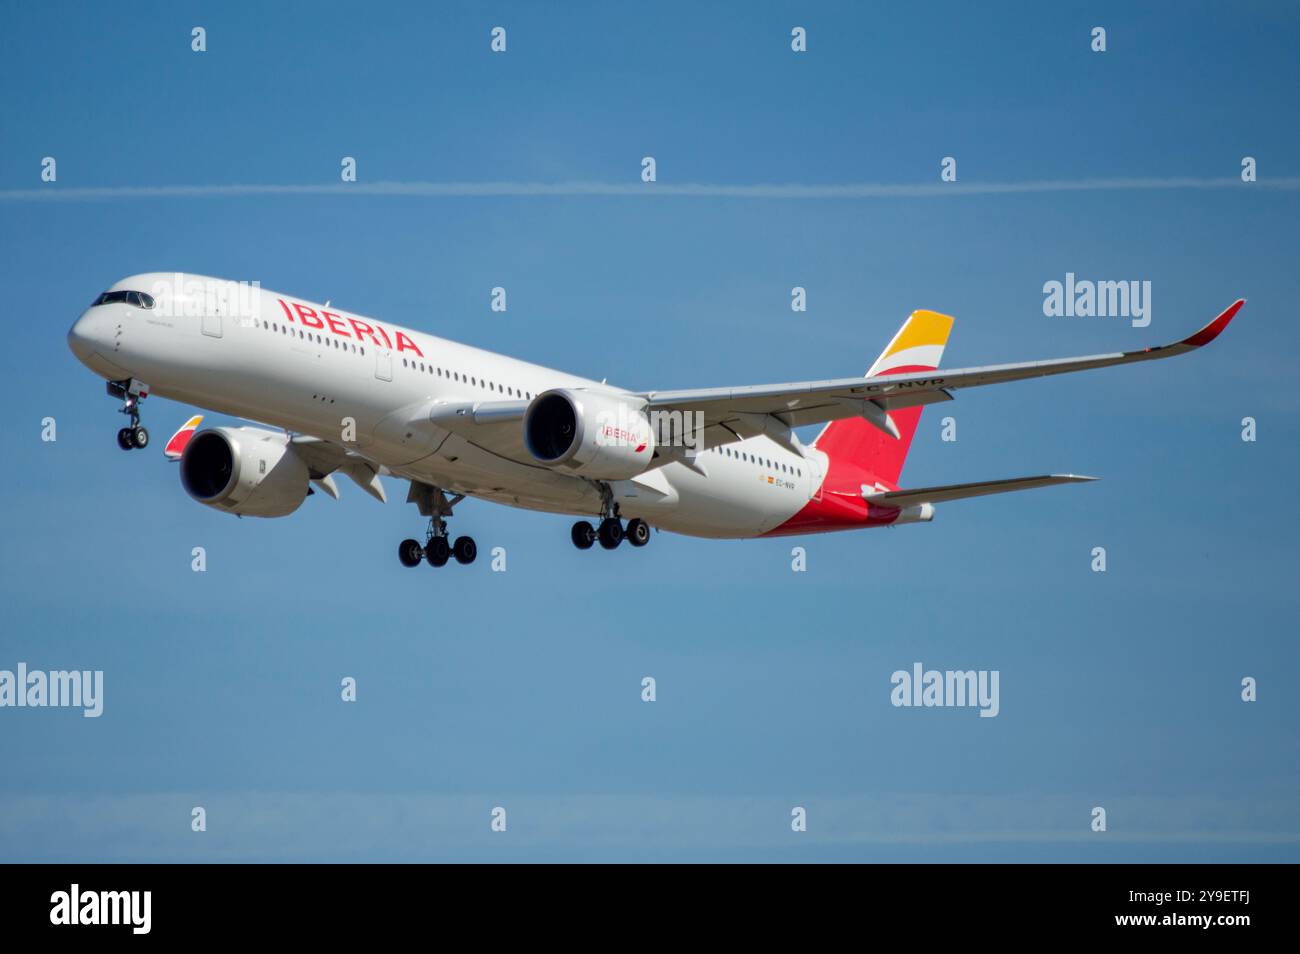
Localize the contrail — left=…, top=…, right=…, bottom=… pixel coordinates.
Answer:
left=1, top=176, right=1296, bottom=202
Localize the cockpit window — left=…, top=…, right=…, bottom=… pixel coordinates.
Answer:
left=92, top=290, right=155, bottom=309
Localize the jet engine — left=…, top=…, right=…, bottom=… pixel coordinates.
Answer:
left=522, top=389, right=656, bottom=480
left=179, top=426, right=310, bottom=517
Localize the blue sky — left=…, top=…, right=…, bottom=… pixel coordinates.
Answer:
left=0, top=1, right=1297, bottom=861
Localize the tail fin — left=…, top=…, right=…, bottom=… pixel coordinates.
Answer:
left=813, top=310, right=954, bottom=486
left=163, top=414, right=204, bottom=460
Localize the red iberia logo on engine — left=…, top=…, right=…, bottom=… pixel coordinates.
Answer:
left=599, top=423, right=648, bottom=452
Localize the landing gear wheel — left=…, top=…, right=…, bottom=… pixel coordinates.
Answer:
left=398, top=538, right=424, bottom=567
left=598, top=517, right=623, bottom=550
left=571, top=521, right=596, bottom=550
left=425, top=536, right=451, bottom=567
left=452, top=536, right=477, bottom=565
left=626, top=518, right=650, bottom=547
left=110, top=381, right=148, bottom=449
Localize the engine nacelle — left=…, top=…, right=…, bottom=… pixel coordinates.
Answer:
left=179, top=426, right=310, bottom=517
left=523, top=389, right=656, bottom=480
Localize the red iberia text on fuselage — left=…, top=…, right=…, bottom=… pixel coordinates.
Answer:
left=276, top=298, right=424, bottom=357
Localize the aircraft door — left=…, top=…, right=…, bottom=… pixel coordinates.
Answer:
left=202, top=284, right=225, bottom=338
left=375, top=349, right=392, bottom=381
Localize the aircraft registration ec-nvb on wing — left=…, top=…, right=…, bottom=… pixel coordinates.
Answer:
left=66, top=274, right=1245, bottom=568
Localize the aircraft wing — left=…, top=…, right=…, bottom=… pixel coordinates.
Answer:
left=427, top=399, right=533, bottom=462
left=863, top=474, right=1096, bottom=508
left=637, top=300, right=1245, bottom=443
left=411, top=300, right=1242, bottom=466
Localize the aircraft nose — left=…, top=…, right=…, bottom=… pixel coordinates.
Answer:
left=67, top=309, right=105, bottom=365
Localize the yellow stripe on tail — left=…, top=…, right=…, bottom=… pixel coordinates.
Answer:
left=868, top=310, right=954, bottom=376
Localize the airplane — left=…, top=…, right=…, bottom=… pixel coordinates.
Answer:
left=66, top=273, right=1244, bottom=568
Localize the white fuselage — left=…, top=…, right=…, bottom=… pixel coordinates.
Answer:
left=68, top=274, right=828, bottom=538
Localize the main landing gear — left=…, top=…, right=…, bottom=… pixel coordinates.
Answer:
left=571, top=486, right=650, bottom=551
left=397, top=521, right=477, bottom=569
left=108, top=379, right=149, bottom=450
left=399, top=483, right=477, bottom=570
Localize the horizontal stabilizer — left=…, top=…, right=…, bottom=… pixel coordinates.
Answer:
left=862, top=474, right=1097, bottom=508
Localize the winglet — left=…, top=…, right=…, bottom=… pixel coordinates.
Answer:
left=163, top=415, right=204, bottom=460
left=1180, top=299, right=1245, bottom=349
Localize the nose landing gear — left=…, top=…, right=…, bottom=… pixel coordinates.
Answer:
left=108, top=379, right=150, bottom=450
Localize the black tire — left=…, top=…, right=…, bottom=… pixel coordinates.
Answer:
left=425, top=536, right=450, bottom=567
left=130, top=426, right=149, bottom=449
left=117, top=428, right=134, bottom=450
left=598, top=517, right=623, bottom=550
left=626, top=518, right=650, bottom=547
left=398, top=538, right=424, bottom=567
left=571, top=521, right=596, bottom=550
left=452, top=536, right=477, bottom=565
